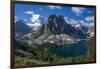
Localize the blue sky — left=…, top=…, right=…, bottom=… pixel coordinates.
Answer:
left=15, top=3, right=95, bottom=26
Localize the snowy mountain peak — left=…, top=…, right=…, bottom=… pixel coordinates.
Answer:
left=26, top=16, right=43, bottom=31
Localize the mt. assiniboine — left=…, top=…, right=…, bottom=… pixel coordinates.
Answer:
left=15, top=14, right=94, bottom=41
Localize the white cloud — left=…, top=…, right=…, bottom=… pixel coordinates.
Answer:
left=26, top=23, right=34, bottom=28
left=24, top=11, right=42, bottom=31
left=27, top=23, right=41, bottom=31
left=24, top=11, right=34, bottom=14
left=48, top=5, right=62, bottom=9
left=85, top=16, right=94, bottom=22
left=24, top=11, right=41, bottom=23
left=31, top=14, right=40, bottom=23
left=15, top=16, right=18, bottom=23
left=72, top=7, right=86, bottom=16
left=26, top=21, right=42, bottom=31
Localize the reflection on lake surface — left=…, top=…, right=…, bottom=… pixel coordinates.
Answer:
left=51, top=41, right=88, bottom=57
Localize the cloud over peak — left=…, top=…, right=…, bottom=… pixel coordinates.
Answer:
left=31, top=14, right=40, bottom=23
left=24, top=11, right=41, bottom=23
left=72, top=7, right=86, bottom=16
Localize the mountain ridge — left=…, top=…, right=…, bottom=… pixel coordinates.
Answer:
left=32, top=15, right=89, bottom=45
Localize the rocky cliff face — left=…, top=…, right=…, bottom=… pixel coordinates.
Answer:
left=35, top=15, right=88, bottom=38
